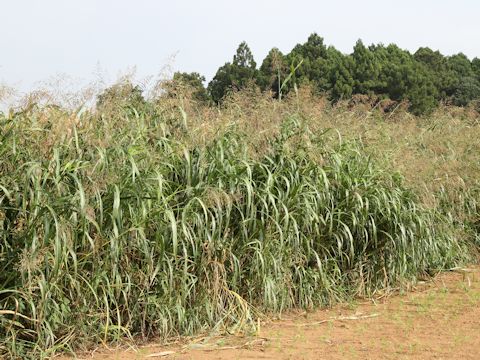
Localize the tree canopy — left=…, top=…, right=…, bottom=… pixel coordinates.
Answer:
left=203, top=34, right=480, bottom=115
left=207, top=42, right=259, bottom=103
left=92, top=34, right=480, bottom=115
left=169, top=72, right=209, bottom=103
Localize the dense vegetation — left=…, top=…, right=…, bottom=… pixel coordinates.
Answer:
left=1, top=84, right=479, bottom=358
left=173, top=34, right=480, bottom=115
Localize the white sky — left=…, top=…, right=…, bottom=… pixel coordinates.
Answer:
left=1, top=0, right=480, bottom=92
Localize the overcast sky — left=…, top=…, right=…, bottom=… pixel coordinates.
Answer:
left=1, top=0, right=480, bottom=92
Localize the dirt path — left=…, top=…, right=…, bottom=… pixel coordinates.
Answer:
left=66, top=267, right=480, bottom=360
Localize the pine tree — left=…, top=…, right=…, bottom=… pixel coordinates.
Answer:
left=352, top=40, right=382, bottom=95
left=208, top=42, right=258, bottom=103
left=258, top=47, right=288, bottom=97
left=170, top=72, right=209, bottom=102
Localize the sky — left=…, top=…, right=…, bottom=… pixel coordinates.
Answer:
left=1, top=0, right=480, bottom=93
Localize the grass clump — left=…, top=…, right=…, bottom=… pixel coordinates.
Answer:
left=0, top=90, right=477, bottom=358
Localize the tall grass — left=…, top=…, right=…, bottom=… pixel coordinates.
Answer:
left=0, top=88, right=478, bottom=358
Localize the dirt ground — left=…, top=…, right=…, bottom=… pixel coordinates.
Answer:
left=64, top=267, right=480, bottom=360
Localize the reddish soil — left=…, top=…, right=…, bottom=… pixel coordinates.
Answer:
left=61, top=267, right=480, bottom=360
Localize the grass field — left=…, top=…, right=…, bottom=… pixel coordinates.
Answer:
left=1, top=86, right=479, bottom=358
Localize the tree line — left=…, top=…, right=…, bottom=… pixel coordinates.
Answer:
left=101, top=34, right=480, bottom=115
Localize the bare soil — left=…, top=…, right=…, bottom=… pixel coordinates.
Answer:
left=62, top=267, right=480, bottom=360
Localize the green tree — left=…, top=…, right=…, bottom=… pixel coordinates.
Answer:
left=414, top=47, right=456, bottom=100
left=233, top=42, right=257, bottom=68
left=448, top=53, right=473, bottom=78
left=207, top=42, right=258, bottom=103
left=96, top=81, right=146, bottom=112
left=452, top=76, right=480, bottom=106
left=170, top=72, right=209, bottom=103
left=325, top=47, right=354, bottom=101
left=287, top=33, right=331, bottom=92
left=258, top=47, right=288, bottom=97
left=447, top=53, right=479, bottom=106
left=414, top=47, right=445, bottom=70
left=375, top=44, right=438, bottom=115
left=472, top=57, right=480, bottom=80
left=206, top=34, right=480, bottom=114
left=352, top=40, right=382, bottom=95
